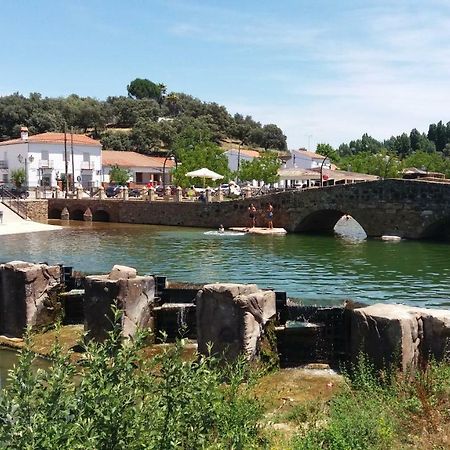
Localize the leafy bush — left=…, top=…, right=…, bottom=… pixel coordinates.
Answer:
left=0, top=312, right=266, bottom=449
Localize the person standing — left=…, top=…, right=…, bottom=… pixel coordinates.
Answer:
left=267, top=202, right=274, bottom=229
left=248, top=203, right=257, bottom=228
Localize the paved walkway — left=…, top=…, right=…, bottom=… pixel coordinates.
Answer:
left=0, top=203, right=61, bottom=236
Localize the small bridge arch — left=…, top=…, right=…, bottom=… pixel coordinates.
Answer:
left=92, top=209, right=110, bottom=222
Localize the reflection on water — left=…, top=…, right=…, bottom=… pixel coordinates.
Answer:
left=0, top=218, right=449, bottom=308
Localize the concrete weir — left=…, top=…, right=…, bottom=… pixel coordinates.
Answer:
left=0, top=260, right=449, bottom=371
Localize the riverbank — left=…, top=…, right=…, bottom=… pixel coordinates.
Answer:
left=0, top=203, right=61, bottom=235
left=1, top=323, right=449, bottom=449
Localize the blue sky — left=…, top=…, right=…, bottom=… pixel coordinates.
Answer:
left=1, top=0, right=450, bottom=149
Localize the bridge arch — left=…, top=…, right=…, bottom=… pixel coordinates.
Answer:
left=92, top=209, right=110, bottom=222
left=70, top=209, right=85, bottom=221
left=48, top=208, right=62, bottom=219
left=420, top=216, right=450, bottom=240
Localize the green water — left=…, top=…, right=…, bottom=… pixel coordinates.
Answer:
left=0, top=218, right=449, bottom=308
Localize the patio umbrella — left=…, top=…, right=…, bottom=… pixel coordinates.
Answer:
left=185, top=167, right=224, bottom=187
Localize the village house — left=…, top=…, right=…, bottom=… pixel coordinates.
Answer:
left=0, top=128, right=102, bottom=189
left=101, top=150, right=175, bottom=187
left=223, top=147, right=260, bottom=172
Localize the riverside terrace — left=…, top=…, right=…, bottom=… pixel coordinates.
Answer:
left=46, top=179, right=450, bottom=240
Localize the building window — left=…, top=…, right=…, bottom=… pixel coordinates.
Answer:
left=136, top=172, right=143, bottom=183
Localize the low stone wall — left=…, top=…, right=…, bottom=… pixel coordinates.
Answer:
left=26, top=200, right=49, bottom=223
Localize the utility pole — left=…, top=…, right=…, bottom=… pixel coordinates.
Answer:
left=71, top=127, right=75, bottom=191
left=64, top=123, right=69, bottom=198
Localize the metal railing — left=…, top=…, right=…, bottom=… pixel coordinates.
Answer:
left=0, top=188, right=28, bottom=219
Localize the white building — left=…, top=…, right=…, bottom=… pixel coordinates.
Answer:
left=224, top=147, right=260, bottom=172
left=284, top=148, right=331, bottom=170
left=102, top=151, right=175, bottom=186
left=0, top=128, right=102, bottom=189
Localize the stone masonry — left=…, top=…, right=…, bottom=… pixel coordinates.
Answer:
left=84, top=265, right=156, bottom=342
left=48, top=179, right=450, bottom=239
left=0, top=261, right=61, bottom=337
left=196, top=283, right=276, bottom=361
left=351, top=303, right=450, bottom=371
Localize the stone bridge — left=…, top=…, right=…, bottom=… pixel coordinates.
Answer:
left=48, top=179, right=450, bottom=239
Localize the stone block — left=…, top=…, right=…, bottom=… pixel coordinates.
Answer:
left=84, top=270, right=156, bottom=342
left=0, top=261, right=61, bottom=337
left=351, top=303, right=450, bottom=371
left=196, top=283, right=276, bottom=361
left=109, top=265, right=137, bottom=280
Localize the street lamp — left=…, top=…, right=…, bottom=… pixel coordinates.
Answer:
left=320, top=154, right=329, bottom=187
left=17, top=154, right=34, bottom=189
left=162, top=152, right=178, bottom=190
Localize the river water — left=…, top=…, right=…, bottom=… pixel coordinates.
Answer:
left=0, top=218, right=449, bottom=309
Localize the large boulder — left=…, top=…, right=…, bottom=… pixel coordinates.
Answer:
left=84, top=265, right=156, bottom=342
left=351, top=303, right=450, bottom=371
left=0, top=261, right=61, bottom=337
left=196, top=283, right=276, bottom=361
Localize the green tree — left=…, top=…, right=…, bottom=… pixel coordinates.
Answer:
left=127, top=78, right=162, bottom=101
left=260, top=124, right=287, bottom=151
left=109, top=164, right=130, bottom=185
left=238, top=151, right=280, bottom=184
left=173, top=141, right=230, bottom=187
left=10, top=168, right=26, bottom=187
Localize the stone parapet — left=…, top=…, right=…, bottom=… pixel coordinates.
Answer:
left=196, top=283, right=276, bottom=361
left=0, top=261, right=61, bottom=337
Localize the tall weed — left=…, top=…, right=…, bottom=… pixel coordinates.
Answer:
left=0, top=309, right=266, bottom=450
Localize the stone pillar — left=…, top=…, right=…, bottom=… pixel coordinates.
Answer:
left=54, top=186, right=61, bottom=198
left=84, top=265, right=156, bottom=342
left=0, top=261, right=61, bottom=337
left=35, top=187, right=41, bottom=199
left=243, top=186, right=252, bottom=198
left=61, top=207, right=70, bottom=220
left=175, top=186, right=183, bottom=202
left=76, top=186, right=83, bottom=199
left=205, top=187, right=213, bottom=204
left=196, top=283, right=276, bottom=361
left=83, top=207, right=93, bottom=222
left=99, top=186, right=105, bottom=199
left=122, top=186, right=129, bottom=201
left=148, top=187, right=156, bottom=201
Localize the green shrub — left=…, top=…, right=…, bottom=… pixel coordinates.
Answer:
left=0, top=310, right=266, bottom=450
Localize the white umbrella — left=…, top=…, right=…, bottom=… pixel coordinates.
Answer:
left=185, top=167, right=224, bottom=186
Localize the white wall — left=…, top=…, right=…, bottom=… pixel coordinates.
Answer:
left=284, top=150, right=331, bottom=170
left=225, top=149, right=255, bottom=172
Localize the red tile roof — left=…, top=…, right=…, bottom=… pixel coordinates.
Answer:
left=0, top=132, right=102, bottom=147
left=102, top=151, right=175, bottom=168
left=225, top=148, right=260, bottom=158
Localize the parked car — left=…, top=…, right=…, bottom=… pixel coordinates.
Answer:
left=105, top=185, right=121, bottom=198
left=106, top=185, right=142, bottom=198
left=219, top=183, right=241, bottom=196
left=0, top=183, right=29, bottom=199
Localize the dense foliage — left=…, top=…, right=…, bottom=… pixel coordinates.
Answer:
left=0, top=315, right=266, bottom=450
left=332, top=122, right=450, bottom=177
left=108, top=165, right=130, bottom=185
left=0, top=82, right=287, bottom=153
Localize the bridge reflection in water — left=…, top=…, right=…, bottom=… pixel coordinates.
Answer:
left=0, top=218, right=448, bottom=309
